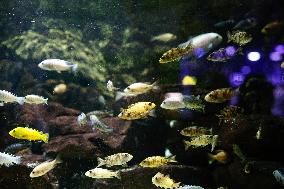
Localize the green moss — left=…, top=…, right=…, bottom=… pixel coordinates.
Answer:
left=2, top=29, right=107, bottom=82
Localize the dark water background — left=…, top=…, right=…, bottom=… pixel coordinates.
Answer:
left=1, top=0, right=284, bottom=189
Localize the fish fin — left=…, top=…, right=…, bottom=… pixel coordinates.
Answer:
left=174, top=182, right=181, bottom=188
left=237, top=47, right=244, bottom=55
left=167, top=155, right=177, bottom=163
left=97, top=157, right=105, bottom=167
left=148, top=109, right=156, bottom=118
left=71, top=64, right=78, bottom=72
left=183, top=140, right=190, bottom=151
left=16, top=97, right=25, bottom=105
left=42, top=133, right=49, bottom=143
left=208, top=153, right=215, bottom=164
left=178, top=41, right=191, bottom=49
left=227, top=31, right=232, bottom=42
left=14, top=156, right=21, bottom=164
left=151, top=80, right=160, bottom=90
left=209, top=128, right=213, bottom=135
left=0, top=102, right=4, bottom=106
left=56, top=71, right=61, bottom=73
left=115, top=91, right=128, bottom=101
left=55, top=154, right=63, bottom=164
left=115, top=171, right=121, bottom=179
left=211, top=135, right=218, bottom=152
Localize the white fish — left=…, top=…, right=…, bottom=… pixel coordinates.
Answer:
left=89, top=115, right=113, bottom=133
left=24, top=95, right=48, bottom=105
left=77, top=112, right=88, bottom=126
left=107, top=80, right=119, bottom=92
left=160, top=96, right=186, bottom=110
left=85, top=167, right=121, bottom=179
left=151, top=33, right=177, bottom=42
left=123, top=81, right=158, bottom=95
left=38, top=59, right=78, bottom=73
left=178, top=33, right=223, bottom=58
left=0, top=90, right=25, bottom=106
left=0, top=152, right=21, bottom=166
left=273, top=170, right=284, bottom=186
left=30, top=155, right=62, bottom=177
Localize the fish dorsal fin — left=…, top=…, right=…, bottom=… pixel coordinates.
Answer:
left=178, top=41, right=191, bottom=49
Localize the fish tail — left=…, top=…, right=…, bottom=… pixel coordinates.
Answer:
left=71, top=64, right=78, bottom=72
left=174, top=182, right=181, bottom=188
left=55, top=154, right=63, bottom=164
left=13, top=156, right=21, bottom=165
left=42, top=133, right=49, bottom=143
left=237, top=47, right=244, bottom=55
left=167, top=155, right=177, bottom=163
left=0, top=102, right=4, bottom=106
left=16, top=97, right=25, bottom=105
left=209, top=128, right=213, bottom=135
left=211, top=135, right=218, bottom=152
left=44, top=98, right=48, bottom=105
left=208, top=153, right=215, bottom=164
left=115, top=171, right=121, bottom=179
left=151, top=80, right=160, bottom=91
left=115, top=91, right=127, bottom=101
left=183, top=140, right=190, bottom=151
left=97, top=157, right=105, bottom=167
left=227, top=31, right=232, bottom=42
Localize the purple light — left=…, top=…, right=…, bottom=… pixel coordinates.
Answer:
left=194, top=48, right=205, bottom=58
left=225, top=46, right=237, bottom=56
left=269, top=52, right=282, bottom=61
left=247, top=52, right=261, bottom=61
left=241, top=66, right=251, bottom=75
left=230, top=72, right=245, bottom=87
left=275, top=44, right=284, bottom=54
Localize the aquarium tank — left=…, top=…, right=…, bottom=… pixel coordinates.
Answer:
left=1, top=0, right=284, bottom=188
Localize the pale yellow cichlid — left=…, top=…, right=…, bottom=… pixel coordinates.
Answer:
left=152, top=172, right=181, bottom=189
left=139, top=156, right=177, bottom=168
left=30, top=155, right=62, bottom=177
left=118, top=102, right=156, bottom=120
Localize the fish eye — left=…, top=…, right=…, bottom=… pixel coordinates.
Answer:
left=89, top=171, right=92, bottom=173
left=13, top=130, right=16, bottom=132
left=127, top=87, right=130, bottom=90
left=32, top=171, right=35, bottom=173
left=148, top=102, right=152, bottom=106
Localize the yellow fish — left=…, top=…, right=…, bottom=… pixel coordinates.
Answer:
left=97, top=153, right=133, bottom=167
left=180, top=126, right=212, bottom=137
left=159, top=45, right=194, bottom=63
left=204, top=88, right=236, bottom=103
left=182, top=75, right=197, bottom=86
left=139, top=156, right=177, bottom=168
left=208, top=150, right=229, bottom=164
left=30, top=155, right=62, bottom=177
left=152, top=172, right=181, bottom=189
left=9, top=127, right=49, bottom=143
left=118, top=102, right=156, bottom=120
left=184, top=135, right=218, bottom=152
left=123, top=81, right=158, bottom=95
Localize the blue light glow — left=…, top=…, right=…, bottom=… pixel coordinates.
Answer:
left=275, top=44, right=284, bottom=54
left=270, top=52, right=282, bottom=62
left=241, top=66, right=251, bottom=75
